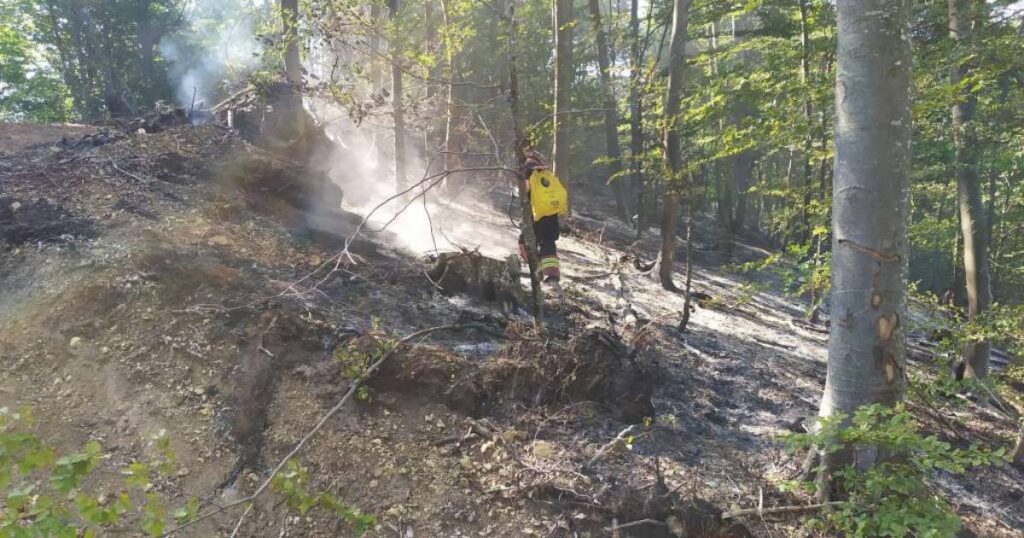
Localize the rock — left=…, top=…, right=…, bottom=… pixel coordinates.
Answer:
left=69, top=336, right=83, bottom=348
left=9, top=201, right=20, bottom=212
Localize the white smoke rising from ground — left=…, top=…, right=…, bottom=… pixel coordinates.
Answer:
left=308, top=97, right=516, bottom=259
left=160, top=0, right=264, bottom=109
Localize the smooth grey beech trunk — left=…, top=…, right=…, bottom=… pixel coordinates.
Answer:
left=657, top=0, right=692, bottom=291
left=552, top=0, right=573, bottom=212
left=949, top=0, right=992, bottom=379
left=818, top=0, right=912, bottom=475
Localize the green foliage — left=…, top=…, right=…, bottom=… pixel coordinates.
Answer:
left=0, top=3, right=71, bottom=121
left=271, top=460, right=376, bottom=535
left=334, top=327, right=400, bottom=402
left=0, top=407, right=375, bottom=537
left=784, top=404, right=1008, bottom=538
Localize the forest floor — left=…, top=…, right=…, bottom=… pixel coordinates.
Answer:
left=1, top=122, right=1023, bottom=538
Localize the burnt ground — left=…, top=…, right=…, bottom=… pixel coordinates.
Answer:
left=0, top=122, right=1022, bottom=537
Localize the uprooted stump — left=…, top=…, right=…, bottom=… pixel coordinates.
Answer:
left=482, top=328, right=655, bottom=424
left=427, top=251, right=528, bottom=311
left=355, top=327, right=653, bottom=423
left=367, top=343, right=483, bottom=414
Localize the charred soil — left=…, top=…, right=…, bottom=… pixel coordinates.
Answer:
left=0, top=122, right=1022, bottom=537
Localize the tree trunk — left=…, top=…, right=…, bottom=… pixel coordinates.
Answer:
left=389, top=0, right=406, bottom=190
left=588, top=0, right=629, bottom=220
left=630, top=0, right=645, bottom=234
left=135, top=0, right=157, bottom=108
left=507, top=0, right=544, bottom=328
left=731, top=150, right=756, bottom=233
left=817, top=0, right=912, bottom=494
left=440, top=0, right=455, bottom=186
left=798, top=0, right=814, bottom=245
left=657, top=0, right=692, bottom=291
left=282, top=0, right=301, bottom=88
left=552, top=0, right=573, bottom=213
left=278, top=0, right=305, bottom=143
left=678, top=172, right=696, bottom=332
left=949, top=0, right=992, bottom=379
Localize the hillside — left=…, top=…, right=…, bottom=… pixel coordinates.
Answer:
left=1, top=121, right=1022, bottom=537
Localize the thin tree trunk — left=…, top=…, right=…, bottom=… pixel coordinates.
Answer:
left=949, top=0, right=992, bottom=379
left=441, top=0, right=454, bottom=179
left=588, top=0, right=629, bottom=220
left=798, top=0, right=814, bottom=245
left=678, top=172, right=696, bottom=332
left=389, top=0, right=406, bottom=190
left=658, top=0, right=692, bottom=291
left=507, top=0, right=544, bottom=328
left=816, top=0, right=912, bottom=497
left=629, top=0, right=644, bottom=233
left=553, top=0, right=574, bottom=213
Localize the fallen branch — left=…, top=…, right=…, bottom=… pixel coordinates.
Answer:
left=604, top=518, right=667, bottom=532
left=161, top=325, right=462, bottom=537
left=586, top=425, right=635, bottom=469
left=722, top=501, right=841, bottom=520
left=227, top=502, right=254, bottom=538
left=109, top=158, right=150, bottom=184
left=753, top=336, right=796, bottom=350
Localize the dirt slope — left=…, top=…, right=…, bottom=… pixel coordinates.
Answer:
left=0, top=122, right=1022, bottom=537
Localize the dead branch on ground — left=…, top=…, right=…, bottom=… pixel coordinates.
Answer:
left=586, top=425, right=635, bottom=469
left=722, top=501, right=841, bottom=520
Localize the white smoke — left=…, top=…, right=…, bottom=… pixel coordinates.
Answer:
left=159, top=0, right=264, bottom=110
left=308, top=97, right=516, bottom=259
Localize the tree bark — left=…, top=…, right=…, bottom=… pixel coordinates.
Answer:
left=657, top=0, right=692, bottom=291
left=282, top=0, right=301, bottom=88
left=949, top=0, right=992, bottom=379
left=507, top=0, right=544, bottom=328
left=441, top=0, right=454, bottom=178
left=817, top=0, right=912, bottom=490
left=588, top=0, right=629, bottom=220
left=389, top=0, right=407, bottom=190
left=552, top=0, right=573, bottom=212
left=798, top=0, right=814, bottom=245
left=629, top=0, right=645, bottom=233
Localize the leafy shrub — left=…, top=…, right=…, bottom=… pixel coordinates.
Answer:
left=0, top=406, right=374, bottom=536
left=784, top=404, right=1008, bottom=538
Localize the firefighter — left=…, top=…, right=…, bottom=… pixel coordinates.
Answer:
left=517, top=149, right=567, bottom=284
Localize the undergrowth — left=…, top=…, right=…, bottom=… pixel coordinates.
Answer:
left=0, top=406, right=375, bottom=537
left=783, top=404, right=1008, bottom=538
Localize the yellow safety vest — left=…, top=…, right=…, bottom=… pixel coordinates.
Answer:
left=528, top=170, right=568, bottom=221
